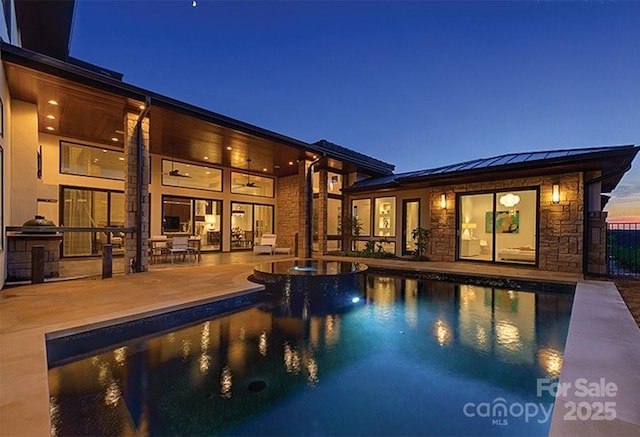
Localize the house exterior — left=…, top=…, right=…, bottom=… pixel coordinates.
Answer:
left=0, top=0, right=637, bottom=288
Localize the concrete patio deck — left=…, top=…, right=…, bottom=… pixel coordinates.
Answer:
left=1, top=253, right=638, bottom=436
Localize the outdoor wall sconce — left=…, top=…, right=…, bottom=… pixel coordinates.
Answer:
left=440, top=193, right=447, bottom=209
left=552, top=183, right=560, bottom=204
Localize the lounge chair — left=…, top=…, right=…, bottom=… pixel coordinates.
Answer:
left=253, top=234, right=277, bottom=255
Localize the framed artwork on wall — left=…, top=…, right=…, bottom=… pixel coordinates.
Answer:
left=486, top=211, right=519, bottom=233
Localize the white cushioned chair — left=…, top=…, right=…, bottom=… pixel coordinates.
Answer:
left=253, top=233, right=277, bottom=255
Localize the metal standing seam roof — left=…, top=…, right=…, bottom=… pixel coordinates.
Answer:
left=349, top=145, right=639, bottom=190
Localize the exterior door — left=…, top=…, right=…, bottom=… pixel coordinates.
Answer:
left=402, top=199, right=420, bottom=255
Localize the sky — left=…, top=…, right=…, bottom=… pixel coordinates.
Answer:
left=71, top=1, right=640, bottom=221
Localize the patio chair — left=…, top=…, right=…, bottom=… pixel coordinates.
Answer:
left=169, top=236, right=189, bottom=263
left=253, top=233, right=277, bottom=255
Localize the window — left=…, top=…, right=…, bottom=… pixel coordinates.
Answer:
left=374, top=197, right=396, bottom=237
left=60, top=141, right=124, bottom=180
left=61, top=187, right=124, bottom=256
left=161, top=159, right=222, bottom=191
left=352, top=198, right=371, bottom=237
left=231, top=171, right=274, bottom=197
left=231, top=203, right=274, bottom=250
left=162, top=196, right=192, bottom=234
left=459, top=189, right=537, bottom=264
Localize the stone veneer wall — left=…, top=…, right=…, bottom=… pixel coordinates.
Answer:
left=429, top=172, right=585, bottom=273
left=276, top=174, right=302, bottom=254
left=587, top=211, right=607, bottom=275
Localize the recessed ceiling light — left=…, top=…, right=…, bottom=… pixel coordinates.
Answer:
left=118, top=157, right=125, bottom=161
left=313, top=155, right=317, bottom=159
left=46, top=114, right=56, bottom=120
left=226, top=146, right=232, bottom=151
left=46, top=126, right=55, bottom=131
left=288, top=161, right=294, bottom=165
left=111, top=137, right=118, bottom=142
left=47, top=100, right=58, bottom=105
left=263, top=168, right=268, bottom=172
left=102, top=149, right=108, bottom=152
left=274, top=165, right=280, bottom=169
left=115, top=129, right=124, bottom=134
left=206, top=171, right=210, bottom=175
left=139, top=104, right=145, bottom=110
left=203, top=156, right=209, bottom=160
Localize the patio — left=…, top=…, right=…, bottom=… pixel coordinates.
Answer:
left=0, top=254, right=638, bottom=436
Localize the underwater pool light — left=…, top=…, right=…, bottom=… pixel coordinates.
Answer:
left=351, top=297, right=360, bottom=303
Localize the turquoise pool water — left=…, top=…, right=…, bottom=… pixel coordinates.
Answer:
left=48, top=274, right=573, bottom=436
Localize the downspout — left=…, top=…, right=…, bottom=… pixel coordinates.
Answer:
left=135, top=97, right=151, bottom=272
left=305, top=155, right=325, bottom=259
left=582, top=163, right=632, bottom=275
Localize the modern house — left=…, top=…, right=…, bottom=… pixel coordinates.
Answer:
left=0, top=1, right=637, bottom=288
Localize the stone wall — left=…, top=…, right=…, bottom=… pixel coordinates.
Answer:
left=429, top=172, right=585, bottom=273
left=7, top=234, right=62, bottom=281
left=276, top=174, right=301, bottom=254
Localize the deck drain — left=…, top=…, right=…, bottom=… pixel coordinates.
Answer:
left=248, top=380, right=267, bottom=393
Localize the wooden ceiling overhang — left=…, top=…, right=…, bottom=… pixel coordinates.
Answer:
left=1, top=43, right=392, bottom=179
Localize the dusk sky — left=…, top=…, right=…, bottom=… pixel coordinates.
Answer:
left=71, top=1, right=639, bottom=221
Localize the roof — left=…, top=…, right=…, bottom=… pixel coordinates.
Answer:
left=1, top=42, right=394, bottom=177
left=349, top=145, right=640, bottom=193
left=14, top=0, right=76, bottom=60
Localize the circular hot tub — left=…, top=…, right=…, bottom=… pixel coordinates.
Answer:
left=253, top=259, right=367, bottom=316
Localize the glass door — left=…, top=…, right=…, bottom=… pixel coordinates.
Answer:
left=402, top=199, right=420, bottom=255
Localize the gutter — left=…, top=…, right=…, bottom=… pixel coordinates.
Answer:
left=134, top=97, right=151, bottom=272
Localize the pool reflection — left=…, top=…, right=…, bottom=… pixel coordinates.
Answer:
left=48, top=275, right=573, bottom=436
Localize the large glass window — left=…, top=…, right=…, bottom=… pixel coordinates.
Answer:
left=60, top=141, right=124, bottom=180
left=161, top=159, right=222, bottom=191
left=403, top=200, right=420, bottom=255
left=352, top=198, right=371, bottom=237
left=162, top=196, right=192, bottom=235
left=312, top=171, right=343, bottom=195
left=374, top=197, right=396, bottom=237
left=61, top=187, right=124, bottom=256
left=162, top=196, right=222, bottom=251
left=230, top=172, right=274, bottom=197
left=231, top=202, right=274, bottom=250
left=194, top=199, right=223, bottom=251
left=459, top=189, right=537, bottom=264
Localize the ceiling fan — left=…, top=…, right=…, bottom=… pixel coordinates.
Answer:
left=164, top=159, right=192, bottom=178
left=234, top=158, right=259, bottom=188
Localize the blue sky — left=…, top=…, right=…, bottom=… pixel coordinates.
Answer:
left=71, top=1, right=639, bottom=220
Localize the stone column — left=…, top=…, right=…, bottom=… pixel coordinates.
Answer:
left=124, top=112, right=150, bottom=273
left=318, top=168, right=328, bottom=254
left=587, top=211, right=608, bottom=275
left=298, top=160, right=310, bottom=258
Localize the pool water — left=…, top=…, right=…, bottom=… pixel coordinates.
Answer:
left=48, top=274, right=573, bottom=436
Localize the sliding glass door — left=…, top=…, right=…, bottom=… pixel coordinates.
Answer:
left=458, top=189, right=538, bottom=264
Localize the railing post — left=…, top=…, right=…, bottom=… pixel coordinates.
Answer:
left=31, top=245, right=45, bottom=284
left=102, top=244, right=113, bottom=279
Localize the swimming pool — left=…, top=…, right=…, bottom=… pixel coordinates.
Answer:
left=47, top=274, right=573, bottom=436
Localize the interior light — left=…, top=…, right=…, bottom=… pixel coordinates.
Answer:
left=440, top=193, right=447, bottom=209
left=47, top=100, right=58, bottom=105
left=226, top=146, right=232, bottom=151
left=46, top=114, right=56, bottom=120
left=203, top=156, right=209, bottom=160
left=118, top=157, right=125, bottom=161
left=111, top=137, right=118, bottom=142
left=552, top=184, right=560, bottom=204
left=288, top=161, right=294, bottom=165
left=499, top=193, right=520, bottom=208
left=263, top=168, right=268, bottom=172
left=46, top=126, right=55, bottom=131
